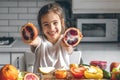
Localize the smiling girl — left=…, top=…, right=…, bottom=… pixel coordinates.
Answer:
left=21, top=3, right=81, bottom=73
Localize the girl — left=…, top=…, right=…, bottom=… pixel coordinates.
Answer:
left=22, top=3, right=82, bottom=73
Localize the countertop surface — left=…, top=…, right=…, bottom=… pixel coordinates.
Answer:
left=0, top=39, right=120, bottom=52
left=0, top=39, right=30, bottom=53
left=77, top=42, right=120, bottom=51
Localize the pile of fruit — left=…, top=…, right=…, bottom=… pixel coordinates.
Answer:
left=1, top=62, right=120, bottom=80
left=0, top=64, right=40, bottom=80
left=38, top=63, right=109, bottom=79
left=38, top=61, right=120, bottom=80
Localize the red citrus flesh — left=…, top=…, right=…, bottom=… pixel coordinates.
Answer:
left=21, top=22, right=38, bottom=43
left=23, top=73, right=39, bottom=80
left=63, top=27, right=82, bottom=47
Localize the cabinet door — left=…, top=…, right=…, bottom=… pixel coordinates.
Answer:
left=72, top=0, right=120, bottom=13
left=0, top=53, right=10, bottom=69
left=11, top=53, right=25, bottom=71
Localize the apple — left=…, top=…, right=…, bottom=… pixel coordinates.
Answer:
left=110, top=62, right=120, bottom=72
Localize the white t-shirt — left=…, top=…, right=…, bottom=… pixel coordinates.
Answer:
left=31, top=35, right=71, bottom=73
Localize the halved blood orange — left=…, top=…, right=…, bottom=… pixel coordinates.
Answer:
left=20, top=22, right=38, bottom=44
left=63, top=27, right=83, bottom=47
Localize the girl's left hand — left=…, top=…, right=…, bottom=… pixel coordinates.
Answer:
left=61, top=39, right=73, bottom=53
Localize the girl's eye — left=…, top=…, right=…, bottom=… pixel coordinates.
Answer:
left=53, top=22, right=58, bottom=25
left=43, top=23, right=49, bottom=27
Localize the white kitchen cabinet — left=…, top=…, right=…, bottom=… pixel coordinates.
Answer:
left=0, top=40, right=31, bottom=70
left=72, top=0, right=120, bottom=13
left=0, top=53, right=10, bottom=64
left=0, top=53, right=25, bottom=70
left=11, top=53, right=25, bottom=71
left=0, top=53, right=10, bottom=69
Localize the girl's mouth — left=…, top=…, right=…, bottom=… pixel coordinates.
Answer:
left=48, top=31, right=57, bottom=36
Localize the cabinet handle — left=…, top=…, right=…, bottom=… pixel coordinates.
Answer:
left=17, top=57, right=19, bottom=69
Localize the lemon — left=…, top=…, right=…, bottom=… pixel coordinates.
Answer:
left=17, top=71, right=25, bottom=80
left=38, top=67, right=55, bottom=74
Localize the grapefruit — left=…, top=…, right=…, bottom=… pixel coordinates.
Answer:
left=21, top=22, right=38, bottom=44
left=63, top=27, right=83, bottom=47
left=23, top=72, right=39, bottom=80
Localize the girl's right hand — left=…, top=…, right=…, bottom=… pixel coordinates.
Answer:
left=29, top=36, right=40, bottom=47
left=30, top=36, right=41, bottom=53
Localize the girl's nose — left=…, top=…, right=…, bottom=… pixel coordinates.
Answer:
left=49, top=24, right=55, bottom=30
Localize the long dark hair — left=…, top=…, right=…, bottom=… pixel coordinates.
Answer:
left=37, top=3, right=65, bottom=35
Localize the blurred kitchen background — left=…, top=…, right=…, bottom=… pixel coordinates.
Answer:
left=0, top=0, right=120, bottom=72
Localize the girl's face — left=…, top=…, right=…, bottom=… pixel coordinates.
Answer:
left=41, top=11, right=62, bottom=44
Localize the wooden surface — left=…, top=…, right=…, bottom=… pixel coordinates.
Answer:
left=38, top=72, right=110, bottom=80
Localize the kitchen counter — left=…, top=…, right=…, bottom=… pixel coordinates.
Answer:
left=0, top=39, right=31, bottom=53
left=77, top=42, right=120, bottom=71
left=77, top=42, right=120, bottom=51
left=1, top=40, right=120, bottom=52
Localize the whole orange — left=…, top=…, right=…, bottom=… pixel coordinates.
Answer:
left=0, top=64, right=18, bottom=80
